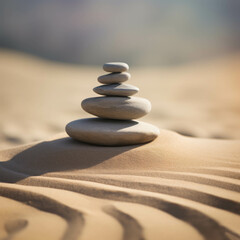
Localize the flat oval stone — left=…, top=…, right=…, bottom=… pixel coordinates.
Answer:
left=66, top=118, right=159, bottom=146
left=93, top=83, right=139, bottom=96
left=103, top=62, right=129, bottom=72
left=98, top=72, right=130, bottom=84
left=81, top=96, right=151, bottom=120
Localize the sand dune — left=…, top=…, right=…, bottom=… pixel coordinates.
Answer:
left=0, top=50, right=240, bottom=239
left=0, top=130, right=240, bottom=240
left=1, top=49, right=240, bottom=149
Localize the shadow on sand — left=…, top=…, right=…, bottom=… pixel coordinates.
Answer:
left=0, top=137, right=142, bottom=183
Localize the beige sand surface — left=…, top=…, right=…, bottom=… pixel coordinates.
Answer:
left=0, top=49, right=240, bottom=149
left=0, top=131, right=240, bottom=240
left=0, top=50, right=240, bottom=240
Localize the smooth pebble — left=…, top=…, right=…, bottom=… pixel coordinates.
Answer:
left=103, top=62, right=129, bottom=72
left=66, top=118, right=159, bottom=146
left=81, top=96, right=151, bottom=120
left=98, top=72, right=130, bottom=84
left=93, top=83, right=139, bottom=96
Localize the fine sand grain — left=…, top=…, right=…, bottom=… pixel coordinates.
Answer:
left=0, top=49, right=240, bottom=149
left=0, top=50, right=240, bottom=239
left=0, top=131, right=240, bottom=240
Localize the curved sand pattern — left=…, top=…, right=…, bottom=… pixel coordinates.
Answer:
left=0, top=130, right=240, bottom=240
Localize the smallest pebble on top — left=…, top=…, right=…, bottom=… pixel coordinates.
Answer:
left=103, top=62, right=129, bottom=72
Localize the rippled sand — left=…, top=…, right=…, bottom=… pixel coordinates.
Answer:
left=0, top=50, right=240, bottom=239
left=0, top=131, right=240, bottom=240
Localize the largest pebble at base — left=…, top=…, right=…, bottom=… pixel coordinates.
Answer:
left=66, top=118, right=160, bottom=146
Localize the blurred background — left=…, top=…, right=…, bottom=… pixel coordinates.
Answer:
left=1, top=0, right=240, bottom=66
left=0, top=0, right=240, bottom=149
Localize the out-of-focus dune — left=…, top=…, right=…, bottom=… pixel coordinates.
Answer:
left=0, top=49, right=240, bottom=149
left=0, top=49, right=240, bottom=240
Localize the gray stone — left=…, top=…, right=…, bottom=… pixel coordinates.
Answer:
left=98, top=72, right=130, bottom=84
left=93, top=83, right=139, bottom=96
left=103, top=62, right=129, bottom=72
left=81, top=96, right=151, bottom=120
left=66, top=118, right=159, bottom=146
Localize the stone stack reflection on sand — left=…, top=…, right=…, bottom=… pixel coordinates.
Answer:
left=66, top=62, right=159, bottom=146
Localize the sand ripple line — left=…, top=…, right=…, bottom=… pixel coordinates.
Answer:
left=0, top=185, right=84, bottom=240
left=44, top=174, right=240, bottom=214
left=2, top=162, right=240, bottom=193
left=1, top=165, right=240, bottom=239
left=225, top=231, right=240, bottom=240
left=179, top=168, right=240, bottom=180
left=137, top=172, right=240, bottom=192
left=103, top=205, right=145, bottom=240
left=137, top=168, right=240, bottom=180
left=2, top=219, right=28, bottom=240
left=49, top=171, right=240, bottom=193
left=17, top=176, right=233, bottom=240
left=125, top=168, right=240, bottom=180
left=0, top=165, right=28, bottom=183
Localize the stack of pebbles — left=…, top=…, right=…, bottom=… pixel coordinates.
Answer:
left=66, top=62, right=159, bottom=146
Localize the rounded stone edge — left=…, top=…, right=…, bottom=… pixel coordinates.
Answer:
left=65, top=119, right=159, bottom=146
left=97, top=72, right=131, bottom=84
left=93, top=84, right=139, bottom=97
left=103, top=62, right=129, bottom=73
left=81, top=96, right=152, bottom=120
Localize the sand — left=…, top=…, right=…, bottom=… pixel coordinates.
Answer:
left=1, top=49, right=240, bottom=149
left=0, top=132, right=240, bottom=240
left=0, top=49, right=240, bottom=239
